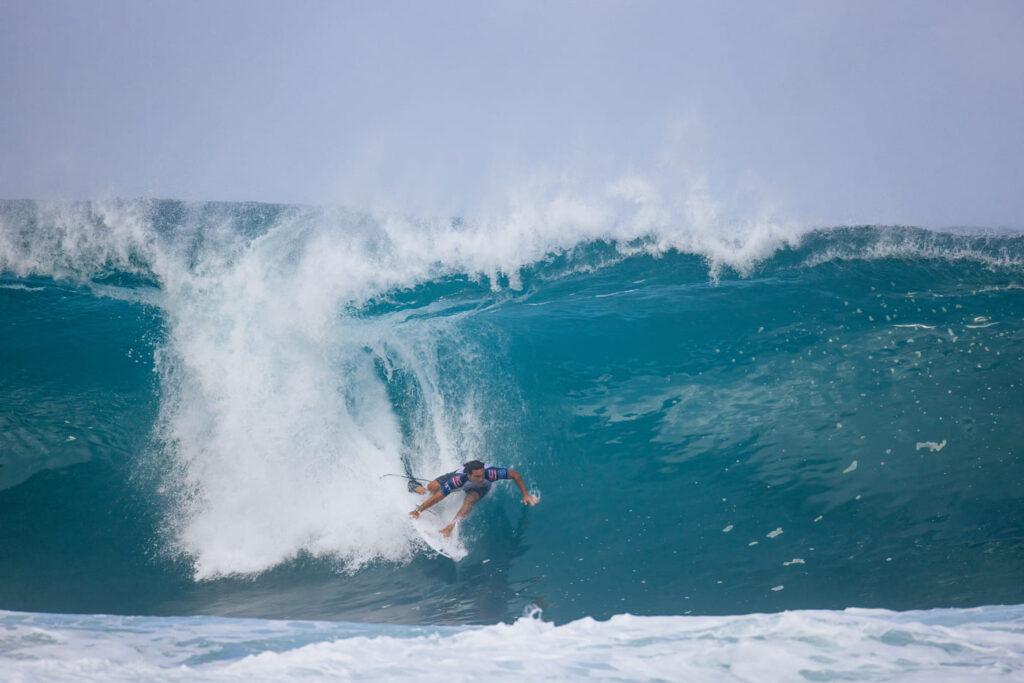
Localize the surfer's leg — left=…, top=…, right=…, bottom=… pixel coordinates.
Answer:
left=422, top=472, right=452, bottom=496
left=412, top=475, right=445, bottom=496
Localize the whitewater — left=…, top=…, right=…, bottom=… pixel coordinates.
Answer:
left=1, top=197, right=1023, bottom=679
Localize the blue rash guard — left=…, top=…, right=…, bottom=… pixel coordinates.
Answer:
left=438, top=464, right=510, bottom=499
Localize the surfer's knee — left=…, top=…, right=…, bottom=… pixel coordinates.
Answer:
left=427, top=480, right=440, bottom=493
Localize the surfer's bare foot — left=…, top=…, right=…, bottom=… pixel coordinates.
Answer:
left=439, top=524, right=454, bottom=538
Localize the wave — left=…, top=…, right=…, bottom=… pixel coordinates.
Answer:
left=1, top=198, right=1023, bottom=625
left=2, top=605, right=1022, bottom=681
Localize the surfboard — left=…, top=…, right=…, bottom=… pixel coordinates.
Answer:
left=410, top=508, right=468, bottom=561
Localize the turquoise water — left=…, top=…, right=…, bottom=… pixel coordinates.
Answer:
left=1, top=200, right=1023, bottom=628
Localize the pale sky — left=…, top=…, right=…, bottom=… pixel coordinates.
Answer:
left=2, top=1, right=1023, bottom=229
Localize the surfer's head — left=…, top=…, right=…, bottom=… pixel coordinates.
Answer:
left=463, top=460, right=486, bottom=483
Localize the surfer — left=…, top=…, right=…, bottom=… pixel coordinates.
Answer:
left=408, top=460, right=539, bottom=537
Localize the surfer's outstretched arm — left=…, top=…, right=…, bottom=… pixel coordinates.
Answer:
left=439, top=491, right=480, bottom=537
left=509, top=470, right=539, bottom=506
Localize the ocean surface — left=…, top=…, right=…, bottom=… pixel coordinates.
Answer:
left=1, top=198, right=1023, bottom=679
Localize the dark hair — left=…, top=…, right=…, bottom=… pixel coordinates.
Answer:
left=462, top=460, right=485, bottom=474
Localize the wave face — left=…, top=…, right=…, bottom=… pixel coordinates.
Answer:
left=1, top=199, right=1023, bottom=625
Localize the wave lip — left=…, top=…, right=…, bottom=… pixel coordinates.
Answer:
left=3, top=199, right=1023, bottom=296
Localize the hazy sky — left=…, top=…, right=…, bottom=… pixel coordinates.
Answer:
left=3, top=1, right=1023, bottom=228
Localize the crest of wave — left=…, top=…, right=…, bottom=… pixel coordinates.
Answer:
left=0, top=178, right=803, bottom=578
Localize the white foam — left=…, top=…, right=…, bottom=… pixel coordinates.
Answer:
left=0, top=282, right=45, bottom=291
left=3, top=605, right=1022, bottom=682
left=916, top=440, right=947, bottom=452
left=799, top=228, right=1024, bottom=271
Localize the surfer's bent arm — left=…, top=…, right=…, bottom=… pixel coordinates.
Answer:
left=509, top=469, right=539, bottom=506
left=411, top=472, right=467, bottom=518
left=410, top=490, right=444, bottom=517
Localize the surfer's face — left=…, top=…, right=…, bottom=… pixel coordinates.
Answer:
left=467, top=468, right=485, bottom=484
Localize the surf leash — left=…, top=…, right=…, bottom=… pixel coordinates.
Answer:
left=380, top=473, right=426, bottom=483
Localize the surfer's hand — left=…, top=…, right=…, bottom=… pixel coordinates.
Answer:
left=409, top=509, right=421, bottom=518
left=523, top=493, right=539, bottom=506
